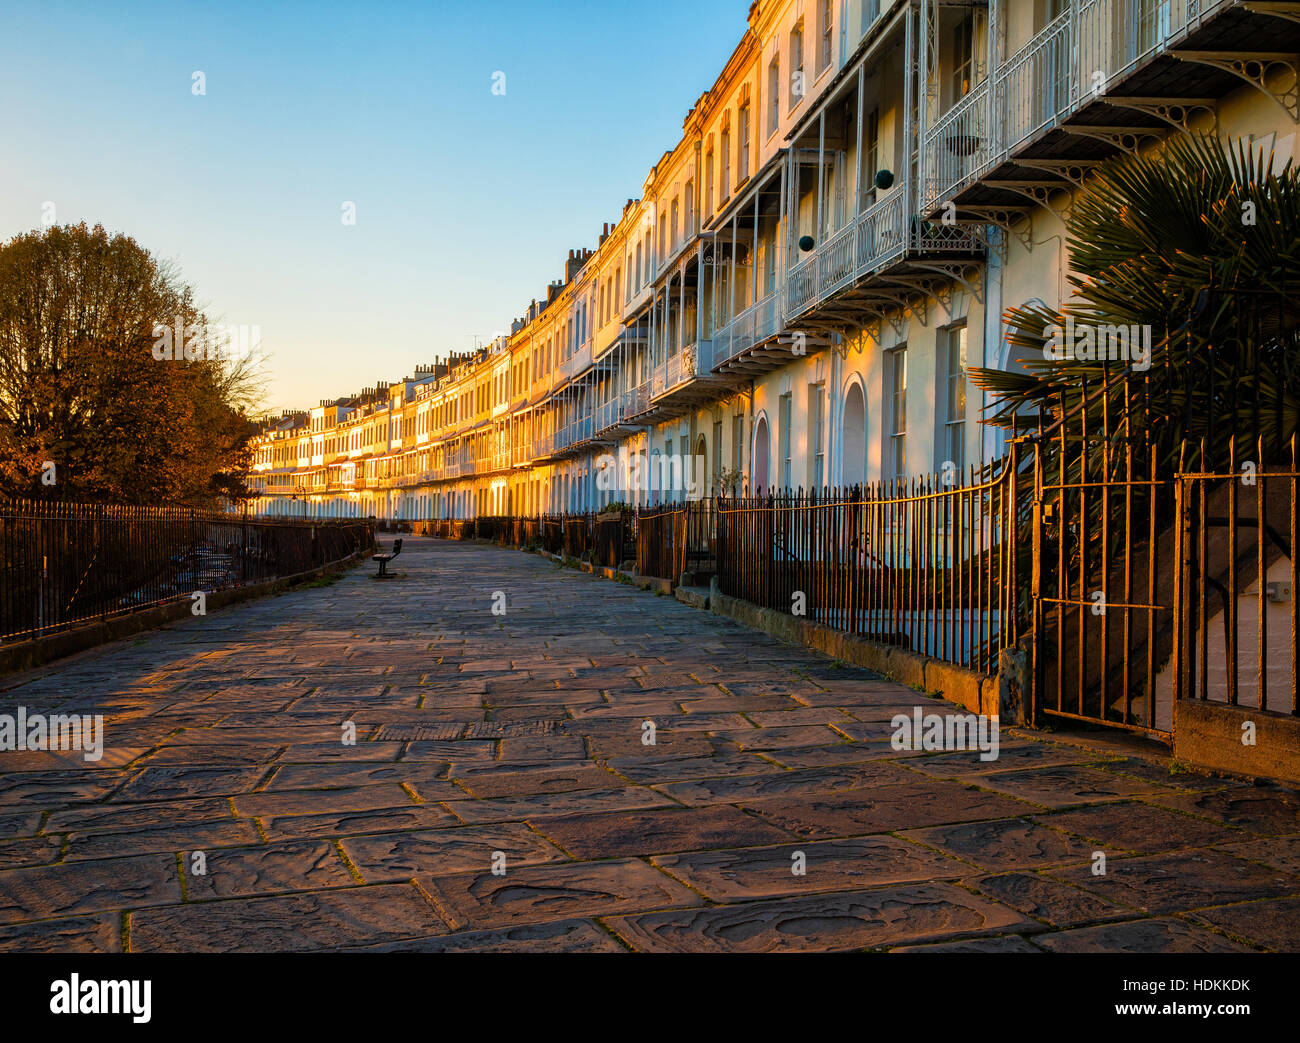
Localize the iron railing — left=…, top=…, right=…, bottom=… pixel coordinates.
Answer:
left=651, top=342, right=711, bottom=400
left=785, top=192, right=972, bottom=321
left=1, top=501, right=374, bottom=644
left=635, top=503, right=690, bottom=582
left=923, top=84, right=991, bottom=210
left=995, top=10, right=1072, bottom=160
left=594, top=393, right=631, bottom=433
left=632, top=501, right=713, bottom=581
left=1027, top=371, right=1175, bottom=736
left=429, top=504, right=695, bottom=580
left=713, top=290, right=784, bottom=367
left=593, top=510, right=635, bottom=568
left=924, top=0, right=1233, bottom=207
left=1174, top=440, right=1300, bottom=720
left=716, top=465, right=1021, bottom=676
left=424, top=476, right=1018, bottom=675
left=626, top=381, right=652, bottom=419
left=1022, top=287, right=1300, bottom=738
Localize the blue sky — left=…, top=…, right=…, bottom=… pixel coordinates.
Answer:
left=0, top=0, right=743, bottom=411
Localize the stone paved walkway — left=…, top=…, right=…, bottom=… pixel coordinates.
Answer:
left=1, top=536, right=1298, bottom=952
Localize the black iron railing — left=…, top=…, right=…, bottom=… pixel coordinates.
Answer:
left=1, top=501, right=374, bottom=644
left=593, top=511, right=634, bottom=569
left=1174, top=437, right=1300, bottom=721
left=423, top=479, right=1020, bottom=678
left=635, top=504, right=688, bottom=582
left=1024, top=287, right=1300, bottom=737
left=716, top=466, right=1020, bottom=675
left=634, top=500, right=714, bottom=582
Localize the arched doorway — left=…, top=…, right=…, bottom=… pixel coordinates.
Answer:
left=695, top=435, right=707, bottom=499
left=842, top=382, right=866, bottom=488
left=752, top=415, right=770, bottom=494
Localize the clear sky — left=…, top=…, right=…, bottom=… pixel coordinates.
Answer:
left=0, top=0, right=744, bottom=413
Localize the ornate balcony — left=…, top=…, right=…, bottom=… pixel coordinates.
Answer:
left=642, top=339, right=733, bottom=417
left=924, top=0, right=1300, bottom=228
left=779, top=184, right=981, bottom=339
left=593, top=392, right=631, bottom=436
left=711, top=291, right=788, bottom=375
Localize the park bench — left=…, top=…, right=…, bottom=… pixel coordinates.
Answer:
left=373, top=538, right=402, bottom=578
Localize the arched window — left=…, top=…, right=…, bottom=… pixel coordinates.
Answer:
left=842, top=381, right=866, bottom=487
left=752, top=414, right=771, bottom=494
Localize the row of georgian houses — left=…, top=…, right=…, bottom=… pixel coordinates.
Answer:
left=246, top=0, right=1299, bottom=523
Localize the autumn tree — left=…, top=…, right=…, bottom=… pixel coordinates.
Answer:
left=0, top=222, right=262, bottom=505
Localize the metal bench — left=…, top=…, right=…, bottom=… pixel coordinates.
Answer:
left=373, top=538, right=402, bottom=577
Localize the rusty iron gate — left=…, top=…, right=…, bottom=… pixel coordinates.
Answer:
left=1026, top=288, right=1300, bottom=740
left=1027, top=372, right=1176, bottom=740
left=1172, top=444, right=1300, bottom=717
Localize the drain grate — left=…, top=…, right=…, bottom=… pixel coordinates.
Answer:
left=374, top=720, right=565, bottom=741
left=373, top=723, right=466, bottom=741
left=465, top=719, right=565, bottom=738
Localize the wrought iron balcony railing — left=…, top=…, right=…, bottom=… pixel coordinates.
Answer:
left=923, top=0, right=1232, bottom=208
left=713, top=290, right=784, bottom=367
left=782, top=188, right=964, bottom=324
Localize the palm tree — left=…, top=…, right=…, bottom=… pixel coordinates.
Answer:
left=966, top=136, right=1300, bottom=712
left=971, top=133, right=1300, bottom=473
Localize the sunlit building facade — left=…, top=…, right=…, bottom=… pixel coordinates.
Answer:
left=246, top=0, right=1297, bottom=520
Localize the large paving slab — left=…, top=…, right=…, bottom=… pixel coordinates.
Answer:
left=0, top=537, right=1298, bottom=952
left=605, top=882, right=1038, bottom=952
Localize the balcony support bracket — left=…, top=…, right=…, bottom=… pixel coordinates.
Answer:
left=784, top=309, right=881, bottom=343
left=1015, top=159, right=1101, bottom=190
left=1243, top=2, right=1300, bottom=25
left=1170, top=52, right=1300, bottom=123
left=1063, top=124, right=1166, bottom=156
left=884, top=305, right=910, bottom=340
left=911, top=261, right=985, bottom=310
left=982, top=180, right=1073, bottom=222
left=953, top=207, right=1034, bottom=253
left=828, top=312, right=892, bottom=356
left=845, top=282, right=938, bottom=331
left=818, top=295, right=909, bottom=339
left=1105, top=96, right=1219, bottom=135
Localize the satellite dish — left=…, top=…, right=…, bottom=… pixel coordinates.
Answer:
left=798, top=235, right=815, bottom=252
